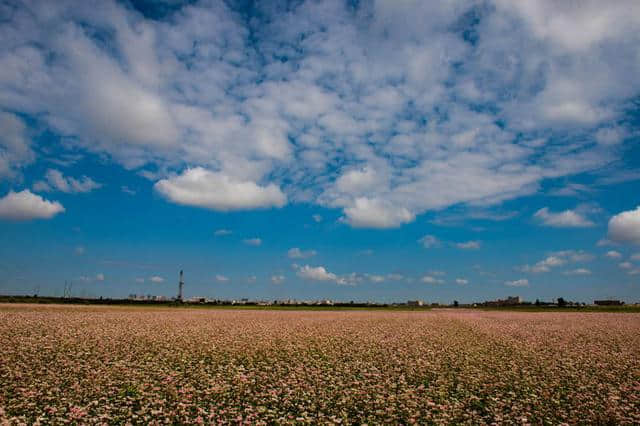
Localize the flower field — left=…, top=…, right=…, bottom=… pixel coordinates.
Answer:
left=1, top=305, right=639, bottom=424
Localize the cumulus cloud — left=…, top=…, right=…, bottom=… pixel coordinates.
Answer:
left=341, top=197, right=414, bottom=229
left=34, top=169, right=101, bottom=194
left=605, top=250, right=622, bottom=259
left=312, top=214, right=323, bottom=223
left=505, top=279, right=529, bottom=287
left=271, top=275, right=285, bottom=284
left=155, top=168, right=286, bottom=212
left=95, top=273, right=105, bottom=282
left=418, top=235, right=440, bottom=249
left=455, top=240, right=481, bottom=250
left=1, top=1, right=639, bottom=226
left=216, top=274, right=229, bottom=282
left=520, top=250, right=591, bottom=273
left=455, top=278, right=469, bottom=285
left=294, top=264, right=360, bottom=286
left=522, top=255, right=566, bottom=273
left=608, top=206, right=640, bottom=244
left=287, top=248, right=317, bottom=259
left=534, top=207, right=594, bottom=228
left=149, top=276, right=164, bottom=283
left=296, top=265, right=337, bottom=282
left=0, top=190, right=65, bottom=220
left=421, top=275, right=444, bottom=284
left=214, top=229, right=232, bottom=236
left=0, top=112, right=33, bottom=178
left=243, top=238, right=262, bottom=246
left=619, top=262, right=633, bottom=270
left=367, top=274, right=385, bottom=283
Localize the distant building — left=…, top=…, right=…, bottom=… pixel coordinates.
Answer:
left=506, top=296, right=522, bottom=305
left=407, top=300, right=424, bottom=306
left=594, top=300, right=624, bottom=306
left=484, top=296, right=522, bottom=307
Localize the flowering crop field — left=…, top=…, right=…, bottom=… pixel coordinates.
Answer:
left=1, top=304, right=639, bottom=424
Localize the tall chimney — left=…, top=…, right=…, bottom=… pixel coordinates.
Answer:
left=178, top=270, right=184, bottom=302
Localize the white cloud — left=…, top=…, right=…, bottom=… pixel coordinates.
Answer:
left=121, top=186, right=136, bottom=195
left=505, top=279, right=529, bottom=287
left=368, top=274, right=385, bottom=283
left=297, top=265, right=336, bottom=281
left=597, top=239, right=613, bottom=247
left=521, top=251, right=591, bottom=273
left=534, top=207, right=594, bottom=228
left=386, top=273, right=404, bottom=281
left=0, top=190, right=65, bottom=220
left=342, top=197, right=414, bottom=229
left=421, top=275, right=444, bottom=284
left=608, top=206, right=640, bottom=244
left=1, top=1, right=639, bottom=227
left=135, top=277, right=145, bottom=283
left=0, top=112, right=33, bottom=178
left=214, top=229, right=232, bottom=236
left=216, top=274, right=229, bottom=282
left=150, top=276, right=164, bottom=283
left=595, top=127, right=626, bottom=146
left=552, top=250, right=594, bottom=263
left=155, top=168, right=286, bottom=212
left=294, top=264, right=359, bottom=286
left=312, top=214, right=323, bottom=223
left=35, top=169, right=101, bottom=194
left=455, top=240, right=481, bottom=250
left=271, top=274, right=285, bottom=284
left=563, top=268, right=591, bottom=276
left=95, top=273, right=105, bottom=282
left=455, top=278, right=468, bottom=285
left=418, top=235, right=440, bottom=249
left=631, top=253, right=640, bottom=261
left=243, top=238, right=262, bottom=246
left=619, top=262, right=633, bottom=270
left=287, top=248, right=317, bottom=259
left=534, top=256, right=565, bottom=272
left=605, top=250, right=622, bottom=259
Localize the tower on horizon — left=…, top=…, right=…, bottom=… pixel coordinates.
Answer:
left=178, top=270, right=184, bottom=302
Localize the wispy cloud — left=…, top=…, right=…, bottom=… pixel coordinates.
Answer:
left=287, top=248, right=317, bottom=259
left=243, top=238, right=262, bottom=246
left=455, top=241, right=481, bottom=250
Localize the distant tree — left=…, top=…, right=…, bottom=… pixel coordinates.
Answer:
left=453, top=300, right=459, bottom=308
left=535, top=298, right=540, bottom=306
left=557, top=297, right=567, bottom=307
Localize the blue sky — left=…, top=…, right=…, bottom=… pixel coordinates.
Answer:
left=1, top=0, right=640, bottom=303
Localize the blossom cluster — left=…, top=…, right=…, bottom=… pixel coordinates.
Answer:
left=0, top=305, right=638, bottom=424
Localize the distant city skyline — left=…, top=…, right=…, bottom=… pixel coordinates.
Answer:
left=1, top=0, right=640, bottom=303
